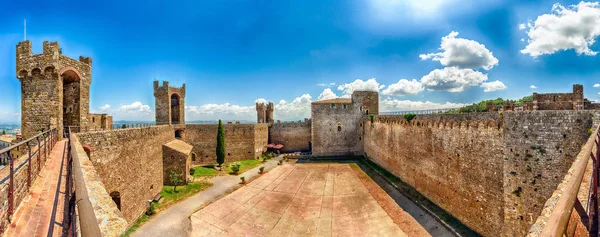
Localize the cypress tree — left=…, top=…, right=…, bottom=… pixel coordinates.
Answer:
left=216, top=119, right=225, bottom=167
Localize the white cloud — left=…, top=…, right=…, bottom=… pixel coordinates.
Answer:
left=255, top=98, right=269, bottom=104
left=518, top=23, right=526, bottom=30
left=594, top=83, right=600, bottom=88
left=99, top=104, right=111, bottom=111
left=186, top=94, right=313, bottom=121
left=480, top=80, right=507, bottom=92
left=273, top=94, right=312, bottom=120
left=521, top=1, right=600, bottom=57
left=317, top=82, right=336, bottom=87
left=337, top=78, right=385, bottom=97
left=382, top=79, right=424, bottom=96
left=318, top=88, right=338, bottom=101
left=380, top=98, right=466, bottom=111
left=419, top=31, right=499, bottom=70
left=117, top=102, right=151, bottom=113
left=530, top=85, right=537, bottom=89
left=420, top=67, right=488, bottom=92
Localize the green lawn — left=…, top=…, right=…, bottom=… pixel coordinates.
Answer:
left=121, top=181, right=212, bottom=237
left=191, top=158, right=264, bottom=177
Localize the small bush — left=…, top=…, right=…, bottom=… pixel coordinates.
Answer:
left=189, top=167, right=196, bottom=175
left=403, top=113, right=416, bottom=122
left=231, top=162, right=241, bottom=174
left=370, top=114, right=374, bottom=123
left=259, top=167, right=265, bottom=174
left=121, top=124, right=127, bottom=129
left=240, top=176, right=246, bottom=184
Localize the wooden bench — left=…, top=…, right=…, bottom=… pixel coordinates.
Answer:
left=153, top=193, right=162, bottom=202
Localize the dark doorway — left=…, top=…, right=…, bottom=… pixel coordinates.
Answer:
left=171, top=94, right=181, bottom=124
left=175, top=129, right=183, bottom=139
left=110, top=191, right=121, bottom=210
left=62, top=70, right=81, bottom=132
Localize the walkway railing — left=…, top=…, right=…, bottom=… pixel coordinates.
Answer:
left=0, top=128, right=57, bottom=232
left=380, top=107, right=463, bottom=115
left=533, top=124, right=600, bottom=237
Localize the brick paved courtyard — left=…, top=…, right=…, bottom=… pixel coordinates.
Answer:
left=191, top=163, right=426, bottom=236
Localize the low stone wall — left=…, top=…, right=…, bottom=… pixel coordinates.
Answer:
left=363, top=111, right=593, bottom=236
left=71, top=133, right=127, bottom=237
left=76, top=125, right=174, bottom=223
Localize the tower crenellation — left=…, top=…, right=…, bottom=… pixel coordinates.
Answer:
left=154, top=80, right=186, bottom=126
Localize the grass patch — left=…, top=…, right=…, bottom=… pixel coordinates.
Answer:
left=224, top=159, right=263, bottom=175
left=192, top=159, right=263, bottom=177
left=121, top=181, right=212, bottom=236
left=192, top=166, right=218, bottom=177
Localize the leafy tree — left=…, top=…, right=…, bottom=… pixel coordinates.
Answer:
left=168, top=170, right=183, bottom=192
left=1, top=130, right=5, bottom=135
left=216, top=119, right=225, bottom=167
left=121, top=124, right=127, bottom=129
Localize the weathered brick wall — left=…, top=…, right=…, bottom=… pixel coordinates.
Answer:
left=17, top=40, right=92, bottom=138
left=153, top=80, right=185, bottom=125
left=268, top=119, right=311, bottom=152
left=502, top=111, right=592, bottom=236
left=88, top=114, right=112, bottom=131
left=364, top=117, right=505, bottom=236
left=76, top=125, right=173, bottom=223
left=363, top=111, right=592, bottom=236
left=162, top=140, right=192, bottom=185
left=185, top=124, right=266, bottom=165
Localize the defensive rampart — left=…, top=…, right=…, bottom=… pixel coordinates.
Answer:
left=268, top=119, right=312, bottom=152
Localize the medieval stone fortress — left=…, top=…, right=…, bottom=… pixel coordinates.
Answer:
left=2, top=39, right=600, bottom=237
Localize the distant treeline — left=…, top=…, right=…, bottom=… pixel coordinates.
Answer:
left=445, top=95, right=533, bottom=113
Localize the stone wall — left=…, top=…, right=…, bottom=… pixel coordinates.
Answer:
left=185, top=124, right=268, bottom=165
left=502, top=111, right=592, bottom=236
left=76, top=125, right=174, bottom=223
left=17, top=40, right=93, bottom=138
left=268, top=119, right=312, bottom=152
left=363, top=111, right=592, bottom=236
left=88, top=113, right=113, bottom=131
left=162, top=140, right=192, bottom=185
left=532, top=84, right=584, bottom=110
left=153, top=80, right=185, bottom=125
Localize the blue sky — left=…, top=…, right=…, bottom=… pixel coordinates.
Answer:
left=2, top=0, right=600, bottom=122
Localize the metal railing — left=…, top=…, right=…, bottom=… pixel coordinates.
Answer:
left=539, top=124, right=600, bottom=236
left=62, top=126, right=76, bottom=237
left=380, top=107, right=463, bottom=115
left=0, top=128, right=57, bottom=231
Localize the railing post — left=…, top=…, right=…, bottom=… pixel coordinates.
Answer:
left=8, top=150, right=14, bottom=219
left=37, top=137, right=41, bottom=172
left=27, top=142, right=31, bottom=187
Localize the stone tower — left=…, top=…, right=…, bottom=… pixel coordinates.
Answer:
left=573, top=84, right=584, bottom=110
left=352, top=91, right=379, bottom=115
left=154, top=80, right=186, bottom=126
left=16, top=40, right=92, bottom=138
left=256, top=102, right=274, bottom=123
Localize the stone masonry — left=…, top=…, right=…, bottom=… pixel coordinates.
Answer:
left=268, top=119, right=312, bottom=152
left=16, top=40, right=99, bottom=138
left=162, top=140, right=192, bottom=185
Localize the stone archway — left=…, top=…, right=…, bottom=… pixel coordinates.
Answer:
left=60, top=67, right=82, bottom=134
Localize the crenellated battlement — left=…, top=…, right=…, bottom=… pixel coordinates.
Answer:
left=271, top=118, right=311, bottom=128
left=370, top=116, right=503, bottom=130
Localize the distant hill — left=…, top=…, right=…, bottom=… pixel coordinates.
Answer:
left=446, top=95, right=533, bottom=113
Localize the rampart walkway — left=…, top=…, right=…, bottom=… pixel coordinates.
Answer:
left=4, top=139, right=67, bottom=237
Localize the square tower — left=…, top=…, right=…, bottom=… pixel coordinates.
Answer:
left=16, top=40, right=93, bottom=138
left=154, top=80, right=186, bottom=125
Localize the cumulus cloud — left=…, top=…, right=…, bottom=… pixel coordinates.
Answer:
left=380, top=98, right=466, bottom=111
left=382, top=79, right=424, bottom=96
left=337, top=78, right=384, bottom=97
left=273, top=94, right=312, bottom=119
left=480, top=80, right=507, bottom=92
left=594, top=83, right=600, bottom=88
left=419, top=31, right=499, bottom=70
left=317, top=82, right=336, bottom=87
left=420, top=67, right=488, bottom=92
left=117, top=102, right=151, bottom=113
left=530, top=85, right=537, bottom=89
left=187, top=94, right=313, bottom=121
left=318, top=88, right=338, bottom=101
left=518, top=23, right=526, bottom=30
left=521, top=1, right=600, bottom=57
left=255, top=98, right=269, bottom=104
left=99, top=104, right=111, bottom=111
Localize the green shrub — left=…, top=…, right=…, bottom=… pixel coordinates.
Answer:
left=403, top=113, right=416, bottom=122
left=189, top=167, right=196, bottom=175
left=231, top=162, right=241, bottom=173
left=370, top=114, right=374, bottom=123
left=121, top=124, right=127, bottom=129
left=259, top=167, right=265, bottom=173
left=240, top=176, right=246, bottom=183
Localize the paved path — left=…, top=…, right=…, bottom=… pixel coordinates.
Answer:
left=4, top=139, right=67, bottom=237
left=132, top=159, right=281, bottom=237
left=190, top=163, right=409, bottom=237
